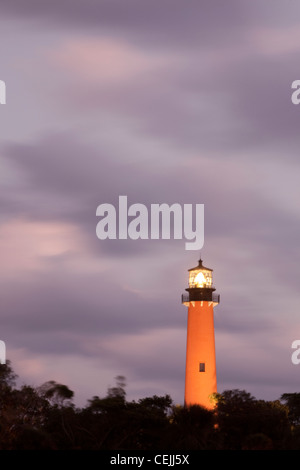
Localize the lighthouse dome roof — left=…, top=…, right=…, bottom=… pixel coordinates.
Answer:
left=188, top=258, right=213, bottom=272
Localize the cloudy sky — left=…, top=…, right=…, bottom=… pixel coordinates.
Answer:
left=1, top=0, right=300, bottom=406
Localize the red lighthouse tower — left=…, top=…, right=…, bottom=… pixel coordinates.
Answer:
left=182, top=258, right=220, bottom=409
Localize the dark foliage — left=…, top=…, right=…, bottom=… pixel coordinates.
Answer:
left=0, top=361, right=299, bottom=450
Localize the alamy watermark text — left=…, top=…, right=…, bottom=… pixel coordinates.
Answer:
left=0, top=80, right=6, bottom=104
left=0, top=341, right=6, bottom=364
left=291, top=340, right=300, bottom=364
left=96, top=196, right=204, bottom=250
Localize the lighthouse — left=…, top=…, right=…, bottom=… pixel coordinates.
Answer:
left=182, top=258, right=220, bottom=409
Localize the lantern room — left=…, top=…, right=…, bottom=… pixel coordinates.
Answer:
left=188, top=259, right=213, bottom=289
left=182, top=258, right=220, bottom=305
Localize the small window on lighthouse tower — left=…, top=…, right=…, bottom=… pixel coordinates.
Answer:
left=199, top=363, right=205, bottom=372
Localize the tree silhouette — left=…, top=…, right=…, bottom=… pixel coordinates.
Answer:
left=37, top=380, right=74, bottom=407
left=215, top=389, right=290, bottom=449
left=281, top=393, right=300, bottom=426
left=169, top=404, right=216, bottom=449
left=0, top=361, right=298, bottom=450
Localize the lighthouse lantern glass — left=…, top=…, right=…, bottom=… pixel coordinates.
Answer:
left=189, top=268, right=212, bottom=288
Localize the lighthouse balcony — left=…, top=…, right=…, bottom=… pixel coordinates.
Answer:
left=181, top=292, right=220, bottom=307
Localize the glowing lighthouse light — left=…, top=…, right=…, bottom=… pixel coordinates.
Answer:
left=194, top=271, right=206, bottom=287
left=182, top=258, right=220, bottom=409
left=188, top=264, right=213, bottom=289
